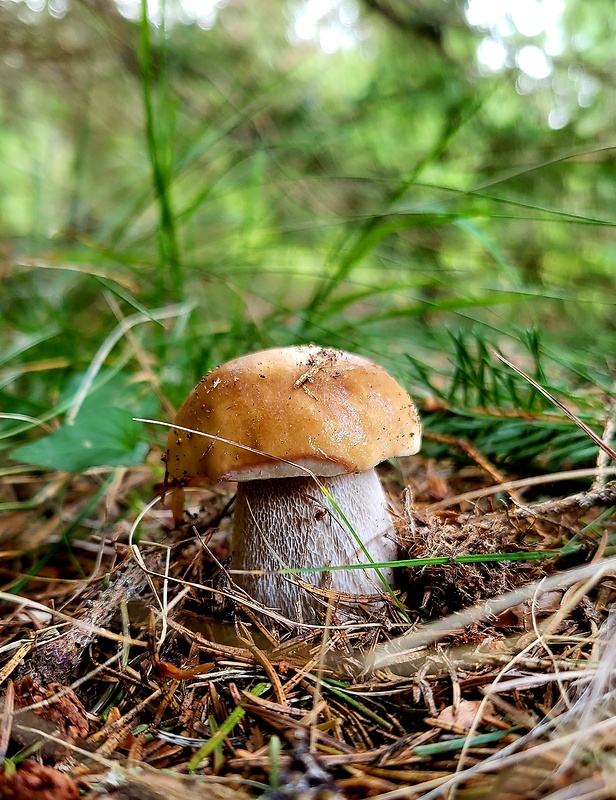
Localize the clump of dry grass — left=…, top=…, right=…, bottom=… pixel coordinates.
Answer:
left=400, top=511, right=550, bottom=618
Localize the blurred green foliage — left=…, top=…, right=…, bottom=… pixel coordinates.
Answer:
left=0, top=0, right=614, bottom=473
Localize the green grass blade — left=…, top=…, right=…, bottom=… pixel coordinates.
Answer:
left=138, top=0, right=182, bottom=299
left=187, top=682, right=268, bottom=772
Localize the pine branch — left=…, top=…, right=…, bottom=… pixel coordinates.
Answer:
left=404, top=329, right=612, bottom=471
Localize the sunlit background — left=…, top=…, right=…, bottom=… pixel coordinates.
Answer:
left=3, top=0, right=605, bottom=125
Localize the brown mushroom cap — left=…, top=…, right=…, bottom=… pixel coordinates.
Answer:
left=165, top=345, right=421, bottom=483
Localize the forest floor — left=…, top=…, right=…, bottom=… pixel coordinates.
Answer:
left=1, top=443, right=616, bottom=800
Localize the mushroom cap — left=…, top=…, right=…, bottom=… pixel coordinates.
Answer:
left=165, top=345, right=421, bottom=483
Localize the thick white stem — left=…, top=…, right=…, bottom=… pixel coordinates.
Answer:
left=231, top=470, right=399, bottom=620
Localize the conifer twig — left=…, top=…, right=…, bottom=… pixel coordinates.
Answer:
left=493, top=352, right=616, bottom=461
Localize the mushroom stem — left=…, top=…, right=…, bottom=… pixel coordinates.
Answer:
left=231, top=470, right=399, bottom=620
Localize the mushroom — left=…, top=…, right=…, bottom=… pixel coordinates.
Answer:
left=164, top=345, right=421, bottom=619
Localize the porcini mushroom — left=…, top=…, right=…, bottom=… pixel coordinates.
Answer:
left=164, top=345, right=421, bottom=619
